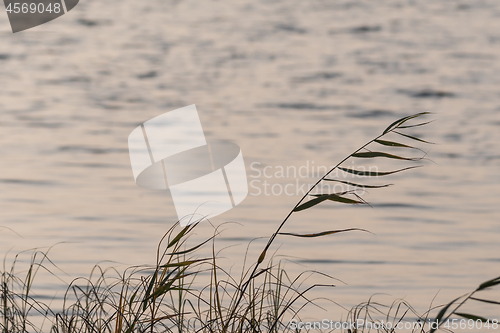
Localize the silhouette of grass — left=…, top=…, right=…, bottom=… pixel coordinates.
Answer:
left=1, top=113, right=498, bottom=332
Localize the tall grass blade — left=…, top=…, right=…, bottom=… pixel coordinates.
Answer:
left=278, top=228, right=369, bottom=238
left=429, top=296, right=462, bottom=333
left=394, top=131, right=435, bottom=144
left=339, top=165, right=421, bottom=177
left=323, top=179, right=393, bottom=188
left=455, top=313, right=490, bottom=322
left=470, top=297, right=500, bottom=305
left=167, top=225, right=190, bottom=248
left=478, top=276, right=500, bottom=290
left=382, top=112, right=430, bottom=134
left=374, top=139, right=417, bottom=149
left=294, top=193, right=363, bottom=212
left=312, top=193, right=364, bottom=204
left=160, top=258, right=210, bottom=268
left=293, top=195, right=330, bottom=211
left=168, top=237, right=214, bottom=256
left=352, top=151, right=418, bottom=160
left=397, top=120, right=434, bottom=129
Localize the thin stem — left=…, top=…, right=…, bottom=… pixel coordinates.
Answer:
left=224, top=130, right=390, bottom=331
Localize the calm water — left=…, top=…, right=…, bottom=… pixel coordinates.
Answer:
left=1, top=0, right=500, bottom=322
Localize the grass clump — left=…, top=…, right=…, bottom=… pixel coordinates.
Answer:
left=1, top=113, right=498, bottom=332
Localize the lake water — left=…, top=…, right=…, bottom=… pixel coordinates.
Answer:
left=1, top=0, right=499, bottom=324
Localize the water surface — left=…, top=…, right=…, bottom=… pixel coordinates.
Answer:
left=0, top=0, right=499, bottom=321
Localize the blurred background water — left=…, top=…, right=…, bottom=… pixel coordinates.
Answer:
left=1, top=0, right=500, bottom=322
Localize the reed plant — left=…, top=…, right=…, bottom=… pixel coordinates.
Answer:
left=1, top=113, right=498, bottom=332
